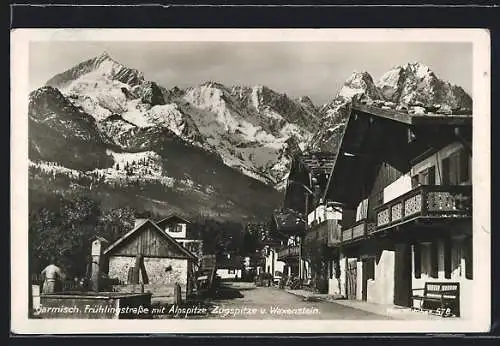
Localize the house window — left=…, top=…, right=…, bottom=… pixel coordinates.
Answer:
left=170, top=224, right=183, bottom=232
left=356, top=198, right=369, bottom=222
left=442, top=148, right=470, bottom=185
left=411, top=165, right=436, bottom=188
left=228, top=269, right=235, bottom=274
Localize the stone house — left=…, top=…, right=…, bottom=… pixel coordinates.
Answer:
left=103, top=218, right=198, bottom=300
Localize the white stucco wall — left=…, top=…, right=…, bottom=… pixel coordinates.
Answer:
left=366, top=250, right=395, bottom=305
left=264, top=248, right=285, bottom=275
left=339, top=255, right=347, bottom=298
left=217, top=269, right=242, bottom=280
left=328, top=258, right=342, bottom=296
left=356, top=259, right=363, bottom=300
left=308, top=205, right=342, bottom=226
left=383, top=174, right=412, bottom=204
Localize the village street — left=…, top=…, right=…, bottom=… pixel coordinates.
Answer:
left=202, top=282, right=392, bottom=320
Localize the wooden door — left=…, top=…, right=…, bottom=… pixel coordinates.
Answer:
left=394, top=243, right=412, bottom=307
left=346, top=260, right=357, bottom=300
left=362, top=257, right=375, bottom=301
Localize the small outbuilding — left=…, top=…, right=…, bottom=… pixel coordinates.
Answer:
left=103, top=219, right=197, bottom=299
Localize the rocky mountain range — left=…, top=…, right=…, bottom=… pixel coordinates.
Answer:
left=29, top=53, right=472, bottom=221
left=309, top=62, right=472, bottom=152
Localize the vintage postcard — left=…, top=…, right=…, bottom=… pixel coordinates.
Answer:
left=11, top=28, right=490, bottom=334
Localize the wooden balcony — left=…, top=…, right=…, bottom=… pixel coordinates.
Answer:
left=374, top=185, right=472, bottom=232
left=308, top=219, right=342, bottom=247
left=277, top=245, right=300, bottom=261
left=341, top=219, right=376, bottom=243
left=272, top=209, right=306, bottom=236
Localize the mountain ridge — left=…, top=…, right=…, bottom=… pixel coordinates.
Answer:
left=29, top=52, right=473, bottom=221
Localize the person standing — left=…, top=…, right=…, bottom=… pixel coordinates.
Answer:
left=40, top=262, right=64, bottom=294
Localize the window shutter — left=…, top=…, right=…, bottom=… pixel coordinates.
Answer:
left=414, top=243, right=422, bottom=279
left=447, top=151, right=463, bottom=185
left=411, top=175, right=420, bottom=188
left=442, top=157, right=450, bottom=185
left=459, top=148, right=470, bottom=183
left=427, top=166, right=436, bottom=185
left=430, top=242, right=439, bottom=278
left=444, top=237, right=452, bottom=279
left=419, top=171, right=426, bottom=185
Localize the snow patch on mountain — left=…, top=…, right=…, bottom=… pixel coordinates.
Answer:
left=376, top=62, right=472, bottom=109
left=180, top=82, right=318, bottom=186
left=36, top=52, right=472, bottom=194
left=106, top=149, right=162, bottom=175
left=46, top=52, right=144, bottom=90
left=30, top=160, right=81, bottom=179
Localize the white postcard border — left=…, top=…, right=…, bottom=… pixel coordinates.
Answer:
left=11, top=28, right=491, bottom=334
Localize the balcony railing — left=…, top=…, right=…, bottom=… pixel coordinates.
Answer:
left=309, top=219, right=341, bottom=246
left=341, top=219, right=377, bottom=243
left=375, top=185, right=472, bottom=231
left=277, top=245, right=300, bottom=261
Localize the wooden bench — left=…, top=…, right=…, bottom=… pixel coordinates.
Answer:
left=411, top=282, right=460, bottom=317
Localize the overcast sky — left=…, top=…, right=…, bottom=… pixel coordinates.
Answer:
left=29, top=41, right=472, bottom=105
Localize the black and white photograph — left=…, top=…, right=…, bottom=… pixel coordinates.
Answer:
left=10, top=29, right=490, bottom=333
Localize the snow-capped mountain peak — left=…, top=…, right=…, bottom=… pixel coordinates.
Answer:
left=377, top=62, right=472, bottom=109
left=337, top=70, right=382, bottom=101
left=309, top=61, right=472, bottom=153
left=38, top=52, right=323, bottom=189
left=404, top=62, right=433, bottom=78
left=33, top=56, right=473, bottom=195
left=46, top=52, right=145, bottom=90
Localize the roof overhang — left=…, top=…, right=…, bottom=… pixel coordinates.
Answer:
left=103, top=219, right=197, bottom=260
left=157, top=213, right=192, bottom=225
left=324, top=104, right=472, bottom=208
left=283, top=151, right=336, bottom=213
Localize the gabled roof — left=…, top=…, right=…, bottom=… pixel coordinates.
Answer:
left=103, top=219, right=197, bottom=260
left=156, top=213, right=192, bottom=225
left=89, top=235, right=109, bottom=244
left=322, top=103, right=472, bottom=207
left=352, top=103, right=472, bottom=126
left=283, top=151, right=335, bottom=214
